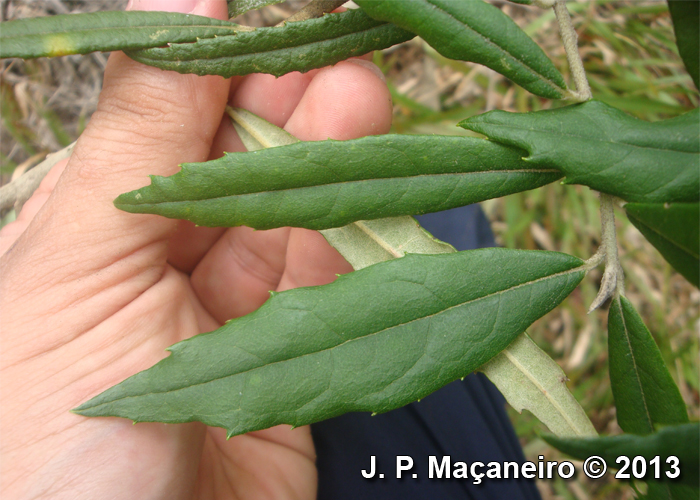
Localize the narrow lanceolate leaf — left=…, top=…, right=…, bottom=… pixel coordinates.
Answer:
left=626, top=203, right=699, bottom=287
left=543, top=423, right=700, bottom=488
left=230, top=108, right=457, bottom=267
left=355, top=0, right=567, bottom=99
left=0, top=11, right=241, bottom=59
left=481, top=334, right=596, bottom=437
left=608, top=296, right=689, bottom=436
left=126, top=9, right=414, bottom=78
left=461, top=101, right=700, bottom=203
left=74, top=249, right=585, bottom=437
left=668, top=0, right=699, bottom=89
left=227, top=0, right=285, bottom=19
left=115, top=134, right=561, bottom=230
left=230, top=108, right=596, bottom=438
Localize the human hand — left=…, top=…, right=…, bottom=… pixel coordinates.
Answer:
left=0, top=0, right=392, bottom=498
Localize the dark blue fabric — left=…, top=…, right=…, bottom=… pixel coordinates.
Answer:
left=310, top=205, right=541, bottom=499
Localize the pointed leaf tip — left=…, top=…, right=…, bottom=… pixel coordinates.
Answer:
left=460, top=101, right=699, bottom=203
left=355, top=0, right=566, bottom=98
left=114, top=134, right=561, bottom=230
left=74, top=249, right=584, bottom=436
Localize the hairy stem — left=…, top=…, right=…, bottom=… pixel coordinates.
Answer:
left=532, top=0, right=556, bottom=8
left=276, top=0, right=346, bottom=26
left=588, top=194, right=625, bottom=312
left=553, top=0, right=592, bottom=101
left=552, top=1, right=624, bottom=310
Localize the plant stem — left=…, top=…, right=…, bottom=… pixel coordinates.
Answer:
left=276, top=0, right=346, bottom=26
left=553, top=0, right=592, bottom=101
left=588, top=193, right=625, bottom=312
left=553, top=1, right=624, bottom=310
left=0, top=142, right=75, bottom=214
left=532, top=0, right=556, bottom=8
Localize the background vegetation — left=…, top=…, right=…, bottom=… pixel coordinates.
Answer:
left=1, top=1, right=697, bottom=498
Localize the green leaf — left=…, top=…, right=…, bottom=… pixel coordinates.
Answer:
left=230, top=108, right=458, bottom=267
left=230, top=107, right=596, bottom=439
left=608, top=296, right=689, bottom=436
left=625, top=203, right=699, bottom=287
left=227, top=0, right=285, bottom=18
left=481, top=333, right=597, bottom=437
left=668, top=0, right=699, bottom=89
left=0, top=11, right=241, bottom=59
left=460, top=101, right=700, bottom=203
left=645, top=480, right=698, bottom=500
left=114, top=134, right=561, bottom=230
left=543, top=423, right=699, bottom=488
left=355, top=0, right=567, bottom=99
left=126, top=9, right=414, bottom=78
left=73, top=249, right=585, bottom=436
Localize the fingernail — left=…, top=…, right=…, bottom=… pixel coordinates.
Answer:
left=127, top=0, right=199, bottom=13
left=345, top=58, right=386, bottom=83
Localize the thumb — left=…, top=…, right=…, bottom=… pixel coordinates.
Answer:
left=4, top=0, right=229, bottom=284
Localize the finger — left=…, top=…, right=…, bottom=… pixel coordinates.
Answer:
left=278, top=229, right=354, bottom=291
left=192, top=226, right=291, bottom=323
left=166, top=221, right=227, bottom=274
left=165, top=71, right=316, bottom=273
left=0, top=158, right=68, bottom=255
left=165, top=76, right=246, bottom=274
left=230, top=70, right=319, bottom=128
left=188, top=71, right=320, bottom=321
left=2, top=0, right=230, bottom=309
left=278, top=59, right=392, bottom=290
left=191, top=60, right=391, bottom=320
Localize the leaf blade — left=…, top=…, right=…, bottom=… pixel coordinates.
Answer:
left=74, top=249, right=585, bottom=436
left=608, top=296, right=689, bottom=436
left=460, top=101, right=700, bottom=203
left=625, top=203, right=699, bottom=287
left=114, top=134, right=562, bottom=230
left=542, top=423, right=699, bottom=488
left=126, top=9, right=414, bottom=78
left=668, top=0, right=699, bottom=89
left=228, top=108, right=596, bottom=439
left=481, top=333, right=597, bottom=437
left=355, top=0, right=567, bottom=98
left=0, top=11, right=241, bottom=59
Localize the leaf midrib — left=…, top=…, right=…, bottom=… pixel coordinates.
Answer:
left=132, top=21, right=399, bottom=61
left=470, top=121, right=699, bottom=155
left=616, top=297, right=654, bottom=434
left=419, top=0, right=564, bottom=95
left=80, top=264, right=584, bottom=407
left=502, top=348, right=585, bottom=436
left=121, top=169, right=560, bottom=206
left=352, top=221, right=405, bottom=258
